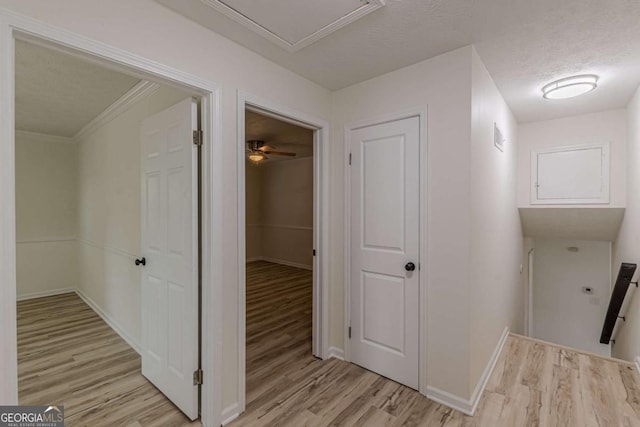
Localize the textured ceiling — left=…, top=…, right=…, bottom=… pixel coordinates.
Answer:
left=158, top=0, right=640, bottom=123
left=16, top=40, right=141, bottom=137
left=245, top=110, right=313, bottom=163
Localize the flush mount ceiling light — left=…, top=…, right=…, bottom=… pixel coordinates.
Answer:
left=542, top=75, right=599, bottom=100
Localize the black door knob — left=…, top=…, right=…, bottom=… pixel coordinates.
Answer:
left=135, top=257, right=146, bottom=266
left=405, top=262, right=416, bottom=272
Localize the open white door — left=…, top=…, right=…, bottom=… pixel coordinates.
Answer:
left=140, top=97, right=200, bottom=420
left=349, top=116, right=420, bottom=389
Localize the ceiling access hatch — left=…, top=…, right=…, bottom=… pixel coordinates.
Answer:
left=200, top=0, right=386, bottom=52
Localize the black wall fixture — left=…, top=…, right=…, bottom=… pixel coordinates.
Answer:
left=600, top=262, right=637, bottom=344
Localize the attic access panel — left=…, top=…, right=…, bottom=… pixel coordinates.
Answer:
left=531, top=143, right=610, bottom=205
left=201, top=0, right=385, bottom=52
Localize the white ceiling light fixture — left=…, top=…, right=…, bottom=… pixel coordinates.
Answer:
left=542, top=74, right=599, bottom=100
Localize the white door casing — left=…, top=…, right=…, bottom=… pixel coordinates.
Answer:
left=349, top=116, right=420, bottom=389
left=140, top=97, right=200, bottom=420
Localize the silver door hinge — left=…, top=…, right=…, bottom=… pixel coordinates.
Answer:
left=348, top=326, right=352, bottom=339
left=193, top=369, right=203, bottom=386
left=349, top=153, right=352, bottom=165
left=193, top=130, right=203, bottom=146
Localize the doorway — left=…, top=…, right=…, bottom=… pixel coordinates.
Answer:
left=235, top=94, right=329, bottom=417
left=527, top=239, right=612, bottom=356
left=14, top=38, right=201, bottom=422
left=1, top=17, right=223, bottom=426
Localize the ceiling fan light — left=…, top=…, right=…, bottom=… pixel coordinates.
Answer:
left=248, top=152, right=266, bottom=163
left=542, top=74, right=598, bottom=100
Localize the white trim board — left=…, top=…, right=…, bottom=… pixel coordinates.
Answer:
left=261, top=224, right=312, bottom=231
left=199, top=0, right=385, bottom=53
left=426, top=327, right=510, bottom=416
left=74, top=80, right=159, bottom=140
left=15, top=81, right=159, bottom=143
left=16, top=236, right=75, bottom=244
left=76, top=237, right=138, bottom=260
left=327, top=347, right=345, bottom=361
left=259, top=156, right=314, bottom=166
left=75, top=288, right=142, bottom=355
left=0, top=9, right=223, bottom=426
left=247, top=256, right=312, bottom=271
left=15, top=130, right=74, bottom=144
left=221, top=403, right=240, bottom=426
left=16, top=288, right=75, bottom=301
left=245, top=223, right=313, bottom=231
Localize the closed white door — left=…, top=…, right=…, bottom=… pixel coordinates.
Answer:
left=140, top=98, right=200, bottom=420
left=349, top=116, right=420, bottom=389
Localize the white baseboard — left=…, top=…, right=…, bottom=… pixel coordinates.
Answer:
left=635, top=357, right=640, bottom=375
left=17, top=288, right=75, bottom=301
left=327, top=346, right=345, bottom=360
left=426, top=326, right=509, bottom=416
left=246, top=256, right=313, bottom=270
left=426, top=386, right=476, bottom=416
left=74, top=288, right=142, bottom=355
left=255, top=256, right=312, bottom=271
left=221, top=403, right=240, bottom=426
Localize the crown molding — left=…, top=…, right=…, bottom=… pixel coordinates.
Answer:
left=73, top=80, right=160, bottom=141
left=15, top=130, right=74, bottom=144
left=200, top=0, right=385, bottom=53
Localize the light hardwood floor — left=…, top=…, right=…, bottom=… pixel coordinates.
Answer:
left=18, top=263, right=640, bottom=426
left=232, top=261, right=640, bottom=426
left=17, top=293, right=199, bottom=427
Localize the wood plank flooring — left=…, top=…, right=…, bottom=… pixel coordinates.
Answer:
left=233, top=261, right=640, bottom=426
left=17, top=262, right=640, bottom=426
left=17, top=293, right=198, bottom=427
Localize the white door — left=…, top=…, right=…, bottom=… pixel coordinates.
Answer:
left=349, top=116, right=420, bottom=389
left=140, top=97, right=200, bottom=420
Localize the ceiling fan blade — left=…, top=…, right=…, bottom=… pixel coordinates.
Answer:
left=258, top=145, right=276, bottom=152
left=263, top=151, right=296, bottom=157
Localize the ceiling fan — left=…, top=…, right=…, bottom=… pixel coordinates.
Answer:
left=246, top=140, right=296, bottom=163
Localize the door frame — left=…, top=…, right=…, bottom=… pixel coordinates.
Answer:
left=526, top=248, right=534, bottom=337
left=343, top=107, right=428, bottom=395
left=236, top=91, right=330, bottom=416
left=0, top=9, right=223, bottom=427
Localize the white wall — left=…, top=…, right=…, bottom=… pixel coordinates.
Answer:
left=76, top=85, right=191, bottom=349
left=333, top=46, right=523, bottom=403
left=611, top=86, right=640, bottom=361
left=260, top=158, right=313, bottom=268
left=518, top=109, right=627, bottom=207
left=15, top=132, right=77, bottom=298
left=469, top=50, right=523, bottom=396
left=246, top=158, right=314, bottom=269
left=0, top=0, right=332, bottom=411
left=332, top=46, right=473, bottom=399
left=245, top=161, right=262, bottom=261
left=532, top=239, right=611, bottom=356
